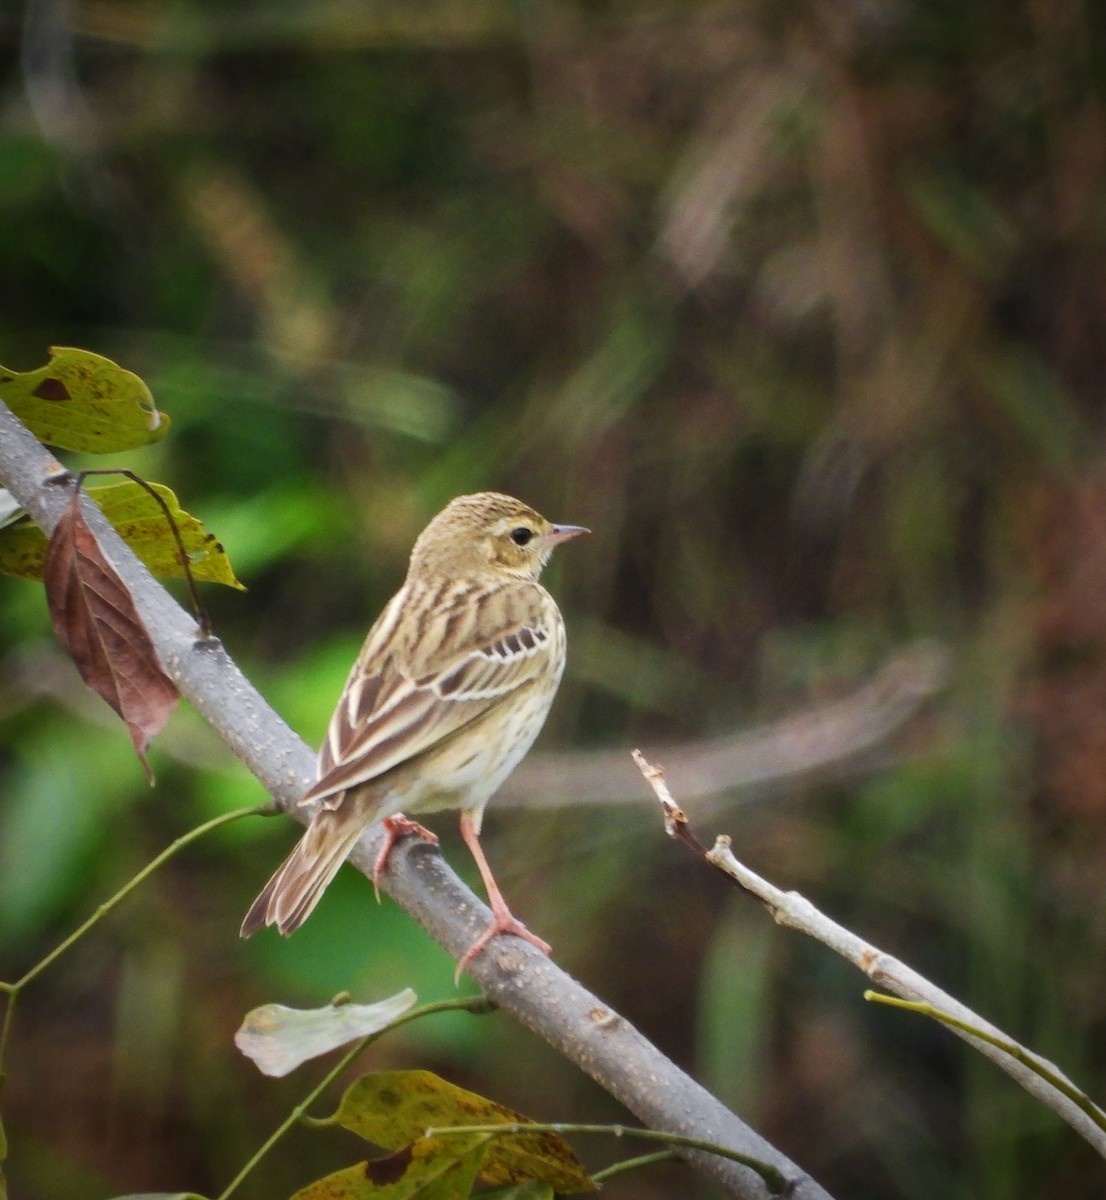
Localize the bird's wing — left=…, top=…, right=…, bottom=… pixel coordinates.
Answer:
left=304, top=578, right=557, bottom=808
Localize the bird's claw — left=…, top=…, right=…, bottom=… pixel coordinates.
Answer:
left=453, top=912, right=551, bottom=984
left=371, top=814, right=439, bottom=899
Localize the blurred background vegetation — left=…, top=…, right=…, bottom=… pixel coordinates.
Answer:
left=2, top=0, right=1106, bottom=1197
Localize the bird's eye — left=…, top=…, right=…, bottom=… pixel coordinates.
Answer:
left=510, top=526, right=534, bottom=546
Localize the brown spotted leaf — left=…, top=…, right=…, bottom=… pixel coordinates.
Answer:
left=0, top=480, right=244, bottom=589
left=330, top=1071, right=595, bottom=1193
left=292, top=1136, right=487, bottom=1199
left=0, top=346, right=168, bottom=452
left=43, top=495, right=179, bottom=782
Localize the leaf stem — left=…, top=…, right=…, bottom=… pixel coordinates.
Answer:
left=422, top=1122, right=787, bottom=1193
left=75, top=468, right=212, bottom=633
left=865, top=991, right=1106, bottom=1134
left=0, top=801, right=268, bottom=1181
left=15, top=803, right=270, bottom=992
left=590, top=1148, right=679, bottom=1182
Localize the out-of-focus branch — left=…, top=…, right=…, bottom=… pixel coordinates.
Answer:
left=633, top=750, right=1106, bottom=1158
left=1, top=636, right=947, bottom=796
left=503, top=640, right=947, bottom=809
left=0, top=400, right=836, bottom=1200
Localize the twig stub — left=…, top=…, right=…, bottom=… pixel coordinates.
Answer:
left=632, top=749, right=709, bottom=855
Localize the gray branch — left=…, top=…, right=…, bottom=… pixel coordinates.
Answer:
left=0, top=399, right=835, bottom=1200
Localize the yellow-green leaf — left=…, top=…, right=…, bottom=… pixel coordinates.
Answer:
left=0, top=514, right=49, bottom=580
left=477, top=1186, right=555, bottom=1200
left=0, top=481, right=243, bottom=590
left=331, top=1071, right=594, bottom=1193
left=0, top=346, right=168, bottom=452
left=292, top=1135, right=486, bottom=1200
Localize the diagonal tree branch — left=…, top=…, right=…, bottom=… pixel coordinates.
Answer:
left=0, top=398, right=836, bottom=1200
left=633, top=750, right=1106, bottom=1159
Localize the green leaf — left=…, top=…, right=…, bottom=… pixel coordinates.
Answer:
left=330, top=1071, right=595, bottom=1193
left=292, top=1136, right=486, bottom=1200
left=0, top=480, right=244, bottom=590
left=0, top=346, right=169, bottom=452
left=234, top=989, right=418, bottom=1077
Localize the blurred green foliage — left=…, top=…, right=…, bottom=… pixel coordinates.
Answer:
left=3, top=1, right=1106, bottom=1198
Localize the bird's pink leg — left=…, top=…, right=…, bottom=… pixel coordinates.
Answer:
left=372, top=814, right=438, bottom=898
left=454, top=810, right=551, bottom=979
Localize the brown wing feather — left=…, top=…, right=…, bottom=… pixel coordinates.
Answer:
left=303, top=577, right=555, bottom=808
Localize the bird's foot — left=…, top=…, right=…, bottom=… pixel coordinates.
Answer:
left=371, top=814, right=438, bottom=898
left=454, top=909, right=551, bottom=984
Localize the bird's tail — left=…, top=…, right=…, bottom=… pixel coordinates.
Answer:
left=240, top=806, right=368, bottom=938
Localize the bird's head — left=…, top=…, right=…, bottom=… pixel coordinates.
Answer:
left=410, top=492, right=588, bottom=581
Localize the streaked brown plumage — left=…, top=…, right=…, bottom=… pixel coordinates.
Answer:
left=240, top=492, right=586, bottom=975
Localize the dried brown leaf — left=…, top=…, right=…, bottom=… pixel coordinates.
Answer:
left=43, top=495, right=179, bottom=782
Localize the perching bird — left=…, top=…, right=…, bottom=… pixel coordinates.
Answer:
left=240, top=491, right=587, bottom=975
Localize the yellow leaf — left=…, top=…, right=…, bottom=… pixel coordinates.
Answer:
left=477, top=1186, right=555, bottom=1200
left=0, top=515, right=49, bottom=580
left=292, top=1136, right=486, bottom=1199
left=331, top=1071, right=595, bottom=1193
left=0, top=346, right=168, bottom=452
left=0, top=481, right=244, bottom=590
